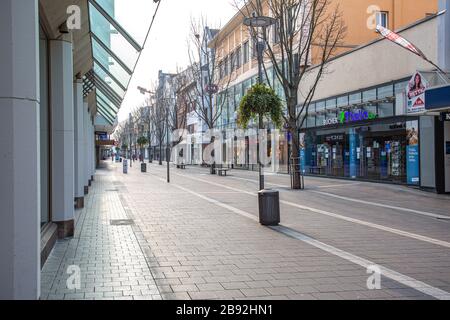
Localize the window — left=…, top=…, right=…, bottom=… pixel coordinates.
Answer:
left=272, top=19, right=280, bottom=44
left=378, top=84, right=394, bottom=99
left=376, top=11, right=389, bottom=28
left=224, top=55, right=229, bottom=75
left=287, top=4, right=298, bottom=35
left=349, top=92, right=361, bottom=105
left=326, top=98, right=337, bottom=110
left=243, top=41, right=249, bottom=64
left=230, top=51, right=236, bottom=72
left=235, top=46, right=242, bottom=69
left=362, top=89, right=377, bottom=102
left=337, top=95, right=349, bottom=108
left=219, top=61, right=223, bottom=79
left=252, top=38, right=258, bottom=58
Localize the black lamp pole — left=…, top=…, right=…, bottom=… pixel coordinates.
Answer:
left=244, top=15, right=276, bottom=191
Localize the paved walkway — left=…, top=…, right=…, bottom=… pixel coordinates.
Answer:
left=41, top=165, right=161, bottom=300
left=41, top=161, right=450, bottom=300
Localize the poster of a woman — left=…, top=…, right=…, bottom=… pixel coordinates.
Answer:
left=406, top=72, right=428, bottom=113
left=408, top=73, right=425, bottom=98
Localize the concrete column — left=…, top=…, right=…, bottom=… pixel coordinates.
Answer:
left=88, top=116, right=94, bottom=184
left=438, top=0, right=450, bottom=72
left=50, top=37, right=75, bottom=239
left=91, top=118, right=96, bottom=180
left=83, top=104, right=89, bottom=194
left=0, top=0, right=40, bottom=299
left=73, top=80, right=84, bottom=209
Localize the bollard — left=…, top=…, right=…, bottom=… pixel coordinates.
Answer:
left=123, top=159, right=128, bottom=174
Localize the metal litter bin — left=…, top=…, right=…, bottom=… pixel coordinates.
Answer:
left=258, top=189, right=280, bottom=226
left=141, top=163, right=147, bottom=173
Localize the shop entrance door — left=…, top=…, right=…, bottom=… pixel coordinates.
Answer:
left=360, top=135, right=406, bottom=182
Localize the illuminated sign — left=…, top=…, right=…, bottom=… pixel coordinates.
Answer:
left=323, top=110, right=378, bottom=126
left=339, top=110, right=378, bottom=124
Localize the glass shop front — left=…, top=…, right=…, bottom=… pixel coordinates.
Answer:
left=302, top=118, right=420, bottom=184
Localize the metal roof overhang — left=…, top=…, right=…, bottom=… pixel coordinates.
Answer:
left=40, top=0, right=160, bottom=131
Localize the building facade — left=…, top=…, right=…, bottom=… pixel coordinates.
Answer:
left=298, top=6, right=450, bottom=192
left=207, top=0, right=440, bottom=174
left=0, top=0, right=155, bottom=299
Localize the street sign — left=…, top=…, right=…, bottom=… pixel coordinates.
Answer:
left=440, top=112, right=450, bottom=122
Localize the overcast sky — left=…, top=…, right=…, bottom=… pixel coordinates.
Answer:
left=116, top=0, right=237, bottom=122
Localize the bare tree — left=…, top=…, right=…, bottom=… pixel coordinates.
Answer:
left=234, top=0, right=346, bottom=189
left=186, top=17, right=235, bottom=172
left=151, top=97, right=168, bottom=166
left=186, top=18, right=230, bottom=130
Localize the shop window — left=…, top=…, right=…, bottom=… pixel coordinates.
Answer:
left=337, top=95, right=349, bottom=108
left=316, top=101, right=325, bottom=111
left=39, top=23, right=50, bottom=228
left=364, top=103, right=377, bottom=114
left=395, top=81, right=408, bottom=95
left=378, top=102, right=394, bottom=117
left=326, top=98, right=337, bottom=110
left=363, top=89, right=377, bottom=102
left=349, top=92, right=361, bottom=105
left=326, top=109, right=337, bottom=121
left=316, top=113, right=325, bottom=127
left=377, top=84, right=394, bottom=99
left=306, top=115, right=316, bottom=128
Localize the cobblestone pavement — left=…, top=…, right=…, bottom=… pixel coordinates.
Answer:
left=41, top=161, right=450, bottom=300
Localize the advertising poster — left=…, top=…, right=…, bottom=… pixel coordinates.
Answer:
left=349, top=129, right=358, bottom=179
left=406, top=72, right=428, bottom=114
left=299, top=133, right=306, bottom=174
left=406, top=120, right=420, bottom=185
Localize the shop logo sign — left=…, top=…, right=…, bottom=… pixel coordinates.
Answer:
left=339, top=110, right=378, bottom=124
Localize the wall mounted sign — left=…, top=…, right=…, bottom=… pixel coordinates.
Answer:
left=323, top=110, right=378, bottom=126
left=325, top=134, right=345, bottom=142
left=339, top=110, right=378, bottom=124
left=440, top=112, right=450, bottom=122
left=406, top=120, right=420, bottom=185
left=406, top=71, right=428, bottom=114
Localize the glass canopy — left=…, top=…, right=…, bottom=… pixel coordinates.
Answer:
left=84, top=0, right=158, bottom=125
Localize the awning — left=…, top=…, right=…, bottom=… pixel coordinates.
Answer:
left=83, top=0, right=160, bottom=125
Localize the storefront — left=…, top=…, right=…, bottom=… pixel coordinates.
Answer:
left=301, top=80, right=423, bottom=185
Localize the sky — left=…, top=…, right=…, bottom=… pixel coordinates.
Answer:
left=116, top=0, right=238, bottom=123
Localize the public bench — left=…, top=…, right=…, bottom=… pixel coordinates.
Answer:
left=217, top=168, right=230, bottom=176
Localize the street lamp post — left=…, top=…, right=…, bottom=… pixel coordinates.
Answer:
left=128, top=113, right=133, bottom=168
left=244, top=15, right=281, bottom=227
left=243, top=15, right=276, bottom=191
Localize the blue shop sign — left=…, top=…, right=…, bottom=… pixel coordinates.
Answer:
left=425, top=85, right=450, bottom=111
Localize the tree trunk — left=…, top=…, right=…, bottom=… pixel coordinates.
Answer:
left=159, top=142, right=163, bottom=165
left=290, top=131, right=302, bottom=190
left=288, top=93, right=302, bottom=190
